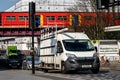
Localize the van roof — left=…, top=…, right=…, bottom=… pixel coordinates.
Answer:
left=57, top=32, right=89, bottom=40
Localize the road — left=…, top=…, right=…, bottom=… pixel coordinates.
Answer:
left=0, top=67, right=120, bottom=80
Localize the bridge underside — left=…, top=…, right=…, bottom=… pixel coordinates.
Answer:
left=0, top=28, right=41, bottom=37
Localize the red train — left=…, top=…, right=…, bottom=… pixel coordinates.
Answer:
left=0, top=12, right=120, bottom=28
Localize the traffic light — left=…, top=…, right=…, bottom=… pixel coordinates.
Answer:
left=29, top=2, right=35, bottom=30
left=96, top=0, right=109, bottom=9
left=35, top=15, right=40, bottom=28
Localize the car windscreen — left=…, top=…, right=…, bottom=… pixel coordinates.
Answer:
left=26, top=56, right=39, bottom=61
left=35, top=57, right=39, bottom=61
left=10, top=50, right=17, bottom=53
left=63, top=39, right=94, bottom=51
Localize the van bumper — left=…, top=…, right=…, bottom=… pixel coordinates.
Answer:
left=65, top=57, right=100, bottom=71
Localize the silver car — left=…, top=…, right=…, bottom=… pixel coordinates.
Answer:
left=22, top=56, right=40, bottom=70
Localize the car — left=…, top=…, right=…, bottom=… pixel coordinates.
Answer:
left=7, top=54, right=23, bottom=69
left=22, top=56, right=40, bottom=70
left=7, top=59, right=21, bottom=69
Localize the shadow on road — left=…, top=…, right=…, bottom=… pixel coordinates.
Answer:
left=0, top=65, right=22, bottom=71
left=37, top=69, right=109, bottom=74
left=0, top=66, right=10, bottom=71
left=34, top=69, right=110, bottom=80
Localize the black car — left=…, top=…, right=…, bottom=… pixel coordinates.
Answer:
left=7, top=59, right=21, bottom=68
left=7, top=54, right=24, bottom=69
left=22, top=56, right=40, bottom=70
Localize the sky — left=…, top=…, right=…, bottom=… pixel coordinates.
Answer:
left=0, top=0, right=19, bottom=12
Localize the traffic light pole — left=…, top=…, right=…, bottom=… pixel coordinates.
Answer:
left=29, top=2, right=35, bottom=74
left=32, top=25, right=35, bottom=74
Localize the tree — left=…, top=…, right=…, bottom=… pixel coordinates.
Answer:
left=68, top=0, right=107, bottom=40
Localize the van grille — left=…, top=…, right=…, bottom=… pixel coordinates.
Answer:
left=76, top=57, right=94, bottom=65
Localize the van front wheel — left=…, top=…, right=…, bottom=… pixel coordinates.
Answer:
left=61, top=63, right=68, bottom=74
left=91, top=67, right=99, bottom=74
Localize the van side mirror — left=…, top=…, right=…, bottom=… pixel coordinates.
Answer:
left=57, top=41, right=63, bottom=53
left=95, top=46, right=97, bottom=52
left=57, top=47, right=63, bottom=53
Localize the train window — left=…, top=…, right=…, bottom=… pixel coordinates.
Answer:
left=99, top=16, right=104, bottom=20
left=58, top=16, right=67, bottom=20
left=46, top=16, right=55, bottom=20
left=84, top=16, right=93, bottom=20
left=98, top=16, right=105, bottom=21
left=51, top=16, right=55, bottom=20
left=24, top=16, right=29, bottom=20
left=46, top=16, right=49, bottom=20
left=11, top=16, right=16, bottom=20
left=6, top=16, right=11, bottom=20
left=19, top=16, right=28, bottom=20
left=115, top=16, right=120, bottom=20
left=6, top=16, right=16, bottom=20
left=19, top=16, right=24, bottom=20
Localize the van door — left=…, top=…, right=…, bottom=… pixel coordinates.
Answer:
left=54, top=41, right=63, bottom=69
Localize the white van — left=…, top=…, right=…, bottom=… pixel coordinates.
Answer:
left=40, top=29, right=100, bottom=74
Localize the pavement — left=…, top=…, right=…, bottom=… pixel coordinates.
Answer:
left=100, top=61, right=120, bottom=70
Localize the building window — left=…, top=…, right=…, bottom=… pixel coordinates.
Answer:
left=58, top=16, right=67, bottom=20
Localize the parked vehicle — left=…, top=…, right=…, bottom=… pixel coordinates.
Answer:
left=22, top=56, right=40, bottom=70
left=0, top=50, right=7, bottom=66
left=91, top=40, right=119, bottom=61
left=7, top=46, right=23, bottom=68
left=39, top=28, right=100, bottom=74
left=7, top=56, right=21, bottom=68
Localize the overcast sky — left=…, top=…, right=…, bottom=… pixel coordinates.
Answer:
left=0, top=0, right=18, bottom=12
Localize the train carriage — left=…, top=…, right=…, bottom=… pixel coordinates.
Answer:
left=0, top=12, right=120, bottom=28
left=1, top=12, right=29, bottom=28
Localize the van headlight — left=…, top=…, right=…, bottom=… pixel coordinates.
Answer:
left=66, top=53, right=77, bottom=58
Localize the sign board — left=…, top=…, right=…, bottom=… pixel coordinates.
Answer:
left=104, top=25, right=120, bottom=32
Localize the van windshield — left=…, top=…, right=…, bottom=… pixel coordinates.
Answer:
left=63, top=40, right=94, bottom=51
